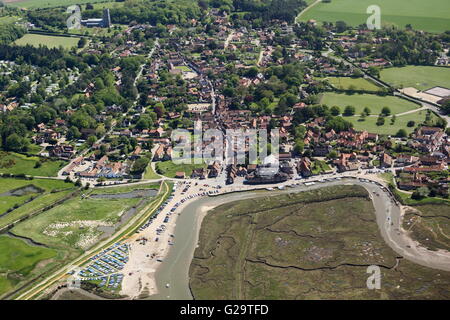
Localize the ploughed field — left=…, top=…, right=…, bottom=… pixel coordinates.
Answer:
left=190, top=185, right=450, bottom=299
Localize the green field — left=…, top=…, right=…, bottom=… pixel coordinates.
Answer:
left=0, top=181, right=161, bottom=297
left=324, top=77, right=382, bottom=92
left=380, top=66, right=450, bottom=91
left=14, top=34, right=80, bottom=49
left=90, top=182, right=159, bottom=195
left=348, top=109, right=441, bottom=135
left=11, top=194, right=140, bottom=250
left=190, top=185, right=450, bottom=299
left=299, top=0, right=450, bottom=33
left=0, top=152, right=66, bottom=177
left=320, top=92, right=420, bottom=115
left=156, top=160, right=207, bottom=178
left=5, top=0, right=111, bottom=9
left=311, top=159, right=331, bottom=174
left=0, top=235, right=57, bottom=296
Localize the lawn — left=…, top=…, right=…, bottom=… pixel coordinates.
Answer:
left=323, top=77, right=382, bottom=92
left=0, top=152, right=66, bottom=177
left=380, top=66, right=450, bottom=91
left=348, top=109, right=441, bottom=135
left=0, top=235, right=57, bottom=297
left=156, top=160, right=207, bottom=178
left=299, top=0, right=450, bottom=33
left=320, top=92, right=420, bottom=115
left=311, top=160, right=331, bottom=174
left=14, top=34, right=80, bottom=49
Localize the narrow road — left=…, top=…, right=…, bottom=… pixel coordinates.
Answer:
left=15, top=181, right=171, bottom=300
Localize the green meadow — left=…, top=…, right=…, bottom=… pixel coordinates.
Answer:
left=323, top=76, right=382, bottom=92
left=380, top=66, right=450, bottom=91
left=0, top=235, right=57, bottom=297
left=320, top=92, right=420, bottom=115
left=0, top=152, right=66, bottom=177
left=5, top=0, right=111, bottom=9
left=14, top=34, right=80, bottom=49
left=348, top=109, right=441, bottom=135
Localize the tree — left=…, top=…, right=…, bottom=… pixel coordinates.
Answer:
left=363, top=107, right=371, bottom=115
left=5, top=133, right=28, bottom=152
left=87, top=135, right=97, bottom=147
left=390, top=115, right=396, bottom=125
left=440, top=100, right=450, bottom=115
left=343, top=105, right=355, bottom=116
left=130, top=157, right=149, bottom=175
left=395, top=129, right=407, bottom=138
left=78, top=37, right=87, bottom=48
left=293, top=139, right=304, bottom=155
left=381, top=107, right=391, bottom=116
left=407, top=120, right=415, bottom=127
left=376, top=116, right=385, bottom=126
left=335, top=21, right=348, bottom=33
left=326, top=150, right=338, bottom=159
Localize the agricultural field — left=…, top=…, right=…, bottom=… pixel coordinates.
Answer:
left=0, top=177, right=77, bottom=230
left=403, top=204, right=450, bottom=252
left=90, top=182, right=159, bottom=195
left=14, top=34, right=80, bottom=49
left=4, top=0, right=110, bottom=9
left=323, top=77, right=382, bottom=92
left=190, top=185, right=450, bottom=299
left=0, top=235, right=58, bottom=297
left=155, top=160, right=207, bottom=178
left=348, top=109, right=441, bottom=135
left=11, top=193, right=140, bottom=250
left=299, top=0, right=450, bottom=33
left=380, top=66, right=450, bottom=91
left=0, top=152, right=66, bottom=177
left=320, top=92, right=420, bottom=115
